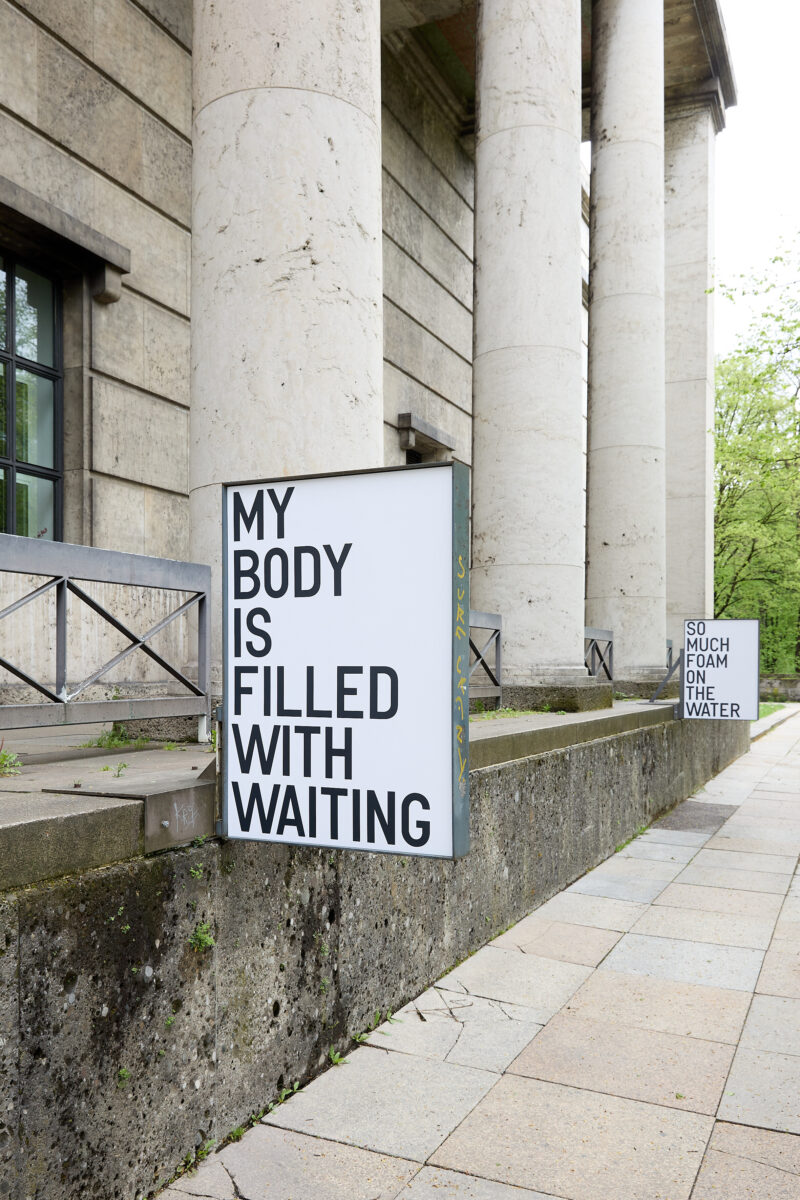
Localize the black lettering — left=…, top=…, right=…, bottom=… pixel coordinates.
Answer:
left=232, top=780, right=280, bottom=834
left=263, top=665, right=271, bottom=715
left=324, top=542, right=352, bottom=596
left=367, top=790, right=395, bottom=845
left=308, top=786, right=317, bottom=838
left=282, top=724, right=291, bottom=775
left=266, top=486, right=294, bottom=538
left=402, top=793, right=431, bottom=847
left=233, top=667, right=257, bottom=716
left=277, top=666, right=301, bottom=717
left=337, top=666, right=363, bottom=718
left=325, top=726, right=353, bottom=780
left=233, top=491, right=264, bottom=541
left=294, top=546, right=321, bottom=597
left=233, top=550, right=259, bottom=599
left=234, top=607, right=242, bottom=657
left=232, top=723, right=281, bottom=773
left=264, top=548, right=289, bottom=598
left=370, top=666, right=398, bottom=719
left=307, top=666, right=332, bottom=717
left=245, top=607, right=272, bottom=656
left=276, top=785, right=304, bottom=837
left=295, top=725, right=321, bottom=777
left=352, top=788, right=361, bottom=842
left=731, top=703, right=740, bottom=717
left=322, top=787, right=347, bottom=839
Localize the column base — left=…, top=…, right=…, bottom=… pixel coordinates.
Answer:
left=499, top=676, right=613, bottom=713
left=612, top=667, right=678, bottom=701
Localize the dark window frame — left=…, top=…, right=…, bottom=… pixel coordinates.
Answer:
left=0, top=250, right=63, bottom=540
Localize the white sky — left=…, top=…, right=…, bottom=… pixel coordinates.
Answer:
left=714, top=0, right=800, bottom=354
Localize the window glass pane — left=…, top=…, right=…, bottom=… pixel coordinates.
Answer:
left=15, top=370, right=54, bottom=467
left=15, top=472, right=54, bottom=539
left=0, top=361, right=6, bottom=457
left=0, top=256, right=6, bottom=349
left=0, top=467, right=6, bottom=532
left=15, top=265, right=54, bottom=366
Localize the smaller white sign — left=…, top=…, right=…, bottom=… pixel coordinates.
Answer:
left=682, top=618, right=759, bottom=721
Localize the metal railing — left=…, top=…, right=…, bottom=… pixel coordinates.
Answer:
left=0, top=532, right=211, bottom=735
left=469, top=610, right=502, bottom=704
left=585, top=627, right=613, bottom=680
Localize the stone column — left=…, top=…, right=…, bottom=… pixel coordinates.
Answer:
left=665, top=96, right=718, bottom=645
left=190, top=0, right=384, bottom=677
left=586, top=0, right=667, bottom=685
left=471, top=0, right=602, bottom=710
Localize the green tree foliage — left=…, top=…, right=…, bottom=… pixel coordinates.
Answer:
left=715, top=247, right=800, bottom=672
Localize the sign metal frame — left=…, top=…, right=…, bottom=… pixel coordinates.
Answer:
left=220, top=461, right=470, bottom=859
left=680, top=617, right=760, bottom=721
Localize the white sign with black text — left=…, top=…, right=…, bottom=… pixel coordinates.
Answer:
left=682, top=618, right=759, bottom=720
left=222, top=464, right=470, bottom=858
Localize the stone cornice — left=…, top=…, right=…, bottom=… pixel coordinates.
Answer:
left=692, top=0, right=738, bottom=109
left=383, top=29, right=475, bottom=142
left=665, top=77, right=726, bottom=134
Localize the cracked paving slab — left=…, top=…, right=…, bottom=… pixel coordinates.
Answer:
left=435, top=946, right=591, bottom=1023
left=366, top=985, right=543, bottom=1073
left=166, top=1157, right=236, bottom=1197
left=217, top=1125, right=417, bottom=1199
left=262, top=1044, right=496, bottom=1162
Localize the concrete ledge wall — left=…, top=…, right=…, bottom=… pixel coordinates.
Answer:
left=0, top=716, right=748, bottom=1199
left=761, top=676, right=800, bottom=701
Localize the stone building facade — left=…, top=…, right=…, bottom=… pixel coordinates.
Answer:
left=0, top=0, right=735, bottom=705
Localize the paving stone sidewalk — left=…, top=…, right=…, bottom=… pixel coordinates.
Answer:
left=162, top=714, right=800, bottom=1200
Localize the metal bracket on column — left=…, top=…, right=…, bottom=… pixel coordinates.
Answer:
left=649, top=650, right=683, bottom=705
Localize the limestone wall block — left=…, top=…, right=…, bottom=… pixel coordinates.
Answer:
left=92, top=292, right=190, bottom=405
left=191, top=88, right=383, bottom=489
left=13, top=0, right=92, bottom=48
left=92, top=290, right=146, bottom=390
left=92, top=476, right=189, bottom=562
left=382, top=109, right=473, bottom=257
left=13, top=0, right=191, bottom=135
left=0, top=110, right=94, bottom=218
left=90, top=175, right=190, bottom=314
left=142, top=304, right=190, bottom=406
left=193, top=0, right=380, bottom=121
left=92, top=379, right=188, bottom=493
left=382, top=172, right=472, bottom=309
left=382, top=46, right=474, bottom=206
left=36, top=36, right=144, bottom=195
left=0, top=109, right=189, bottom=320
left=383, top=235, right=472, bottom=361
left=384, top=302, right=472, bottom=412
left=0, top=1, right=37, bottom=123
left=93, top=0, right=192, bottom=134
left=141, top=110, right=191, bottom=226
left=383, top=362, right=472, bottom=463
left=137, top=0, right=191, bottom=48
left=33, top=33, right=189, bottom=224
